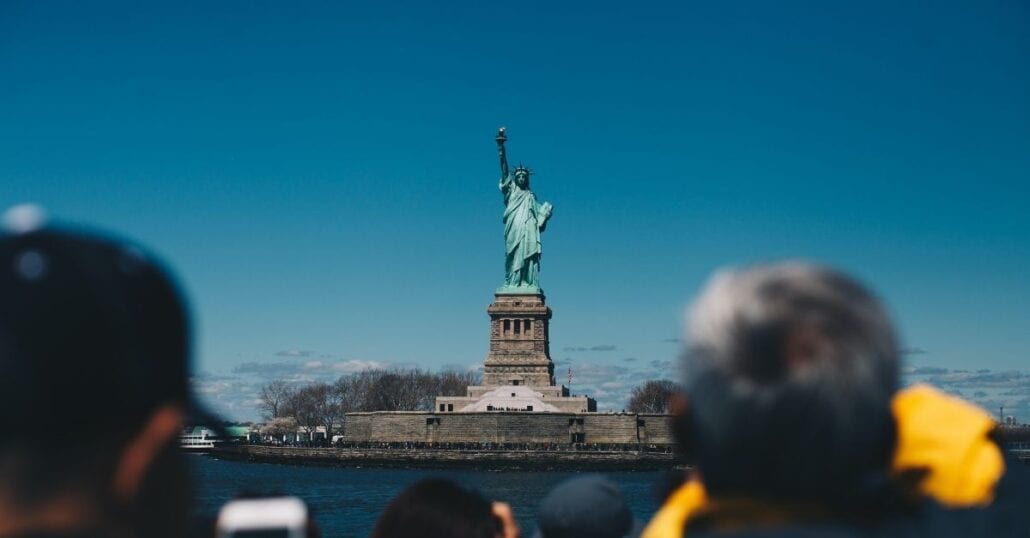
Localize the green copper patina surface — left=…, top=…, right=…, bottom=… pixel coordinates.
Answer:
left=495, top=128, right=552, bottom=294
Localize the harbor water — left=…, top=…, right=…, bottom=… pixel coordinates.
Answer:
left=192, top=454, right=672, bottom=537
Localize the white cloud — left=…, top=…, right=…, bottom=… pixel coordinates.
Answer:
left=331, top=359, right=387, bottom=372
left=275, top=349, right=315, bottom=358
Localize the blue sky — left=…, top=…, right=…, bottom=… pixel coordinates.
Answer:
left=2, top=1, right=1028, bottom=420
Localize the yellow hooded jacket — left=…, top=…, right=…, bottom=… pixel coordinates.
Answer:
left=642, top=384, right=1005, bottom=538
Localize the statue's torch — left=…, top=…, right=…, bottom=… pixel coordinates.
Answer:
left=496, top=127, right=507, bottom=147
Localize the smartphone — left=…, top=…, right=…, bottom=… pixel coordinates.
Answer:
left=215, top=496, right=309, bottom=538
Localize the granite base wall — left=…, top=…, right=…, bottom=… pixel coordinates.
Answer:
left=342, top=412, right=675, bottom=445
left=638, top=414, right=675, bottom=444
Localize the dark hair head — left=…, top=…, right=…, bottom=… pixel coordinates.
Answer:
left=535, top=475, right=638, bottom=538
left=371, top=478, right=500, bottom=538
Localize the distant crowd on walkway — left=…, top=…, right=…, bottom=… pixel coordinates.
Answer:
left=247, top=439, right=675, bottom=453
left=1, top=219, right=1027, bottom=537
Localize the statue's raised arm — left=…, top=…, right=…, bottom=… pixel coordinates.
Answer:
left=496, top=127, right=510, bottom=182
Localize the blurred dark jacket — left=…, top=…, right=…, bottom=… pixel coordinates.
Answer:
left=643, top=385, right=1030, bottom=537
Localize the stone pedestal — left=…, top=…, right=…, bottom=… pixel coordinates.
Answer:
left=433, top=292, right=595, bottom=414
left=482, top=293, right=554, bottom=387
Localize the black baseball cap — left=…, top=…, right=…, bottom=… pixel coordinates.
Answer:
left=0, top=209, right=223, bottom=441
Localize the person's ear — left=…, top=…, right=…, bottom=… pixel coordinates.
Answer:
left=668, top=392, right=688, bottom=416
left=111, top=404, right=184, bottom=503
left=669, top=392, right=695, bottom=463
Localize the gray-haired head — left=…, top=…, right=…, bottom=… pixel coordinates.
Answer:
left=682, top=262, right=900, bottom=502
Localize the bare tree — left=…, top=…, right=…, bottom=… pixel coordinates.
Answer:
left=280, top=382, right=345, bottom=439
left=338, top=368, right=415, bottom=411
left=334, top=375, right=359, bottom=413
left=627, top=379, right=680, bottom=414
left=270, top=368, right=484, bottom=426
left=368, top=370, right=407, bottom=411
left=434, top=370, right=480, bottom=398
left=371, top=368, right=474, bottom=411
left=282, top=385, right=319, bottom=436
left=312, top=382, right=344, bottom=438
left=258, top=379, right=294, bottom=419
left=336, top=369, right=384, bottom=412
left=260, top=416, right=298, bottom=439
left=329, top=368, right=479, bottom=412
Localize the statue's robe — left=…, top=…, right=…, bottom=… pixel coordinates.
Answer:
left=500, top=176, right=550, bottom=286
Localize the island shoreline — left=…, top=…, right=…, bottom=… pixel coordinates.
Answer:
left=209, top=445, right=685, bottom=472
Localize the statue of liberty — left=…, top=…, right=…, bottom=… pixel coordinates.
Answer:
left=496, top=127, right=552, bottom=293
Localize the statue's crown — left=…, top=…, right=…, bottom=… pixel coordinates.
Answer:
left=514, top=163, right=532, bottom=176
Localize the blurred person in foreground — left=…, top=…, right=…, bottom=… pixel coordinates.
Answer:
left=532, top=474, right=641, bottom=538
left=644, top=262, right=1030, bottom=537
left=370, top=478, right=519, bottom=538
left=0, top=207, right=219, bottom=538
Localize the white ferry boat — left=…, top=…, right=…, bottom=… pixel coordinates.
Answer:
left=179, top=427, right=222, bottom=452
